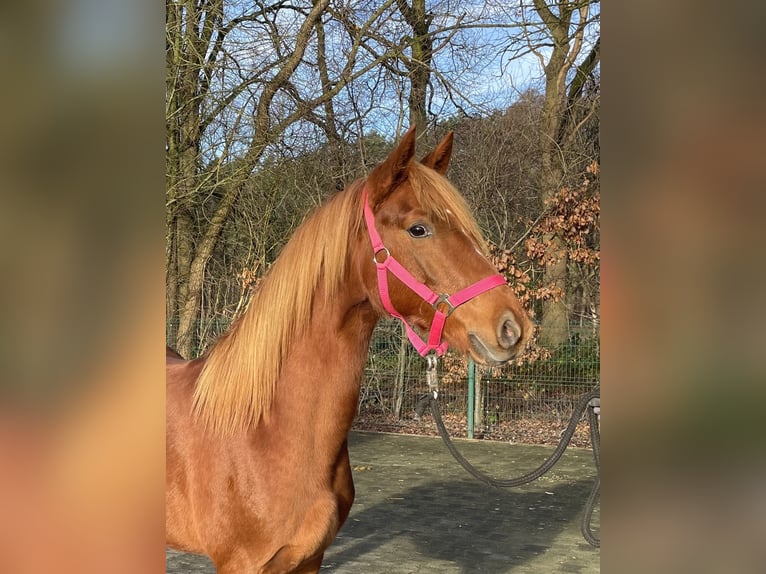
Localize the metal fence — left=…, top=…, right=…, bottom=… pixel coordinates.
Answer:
left=167, top=317, right=599, bottom=439
left=361, top=319, right=599, bottom=436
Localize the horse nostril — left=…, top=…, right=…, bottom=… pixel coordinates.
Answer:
left=498, top=316, right=520, bottom=349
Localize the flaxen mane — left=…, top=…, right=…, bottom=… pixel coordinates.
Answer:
left=191, top=162, right=486, bottom=435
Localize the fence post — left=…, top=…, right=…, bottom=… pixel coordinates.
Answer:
left=467, top=359, right=475, bottom=439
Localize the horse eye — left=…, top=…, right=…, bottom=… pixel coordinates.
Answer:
left=407, top=224, right=430, bottom=238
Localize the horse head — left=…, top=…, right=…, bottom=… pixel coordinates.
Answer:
left=360, top=126, right=533, bottom=365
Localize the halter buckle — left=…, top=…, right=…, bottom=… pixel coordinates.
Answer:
left=433, top=294, right=455, bottom=317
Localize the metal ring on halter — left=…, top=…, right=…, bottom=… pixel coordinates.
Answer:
left=373, top=247, right=390, bottom=265
left=433, top=294, right=455, bottom=316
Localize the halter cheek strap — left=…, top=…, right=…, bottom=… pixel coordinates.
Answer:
left=362, top=187, right=506, bottom=356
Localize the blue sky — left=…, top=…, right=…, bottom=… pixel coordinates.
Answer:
left=193, top=0, right=599, bottom=158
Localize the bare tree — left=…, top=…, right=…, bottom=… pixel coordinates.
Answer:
left=167, top=0, right=410, bottom=356
left=166, top=0, right=599, bottom=357
left=492, top=0, right=599, bottom=345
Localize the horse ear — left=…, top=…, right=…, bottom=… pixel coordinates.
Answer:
left=366, top=125, right=417, bottom=206
left=420, top=131, right=454, bottom=175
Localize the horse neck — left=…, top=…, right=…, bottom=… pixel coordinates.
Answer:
left=267, top=252, right=379, bottom=443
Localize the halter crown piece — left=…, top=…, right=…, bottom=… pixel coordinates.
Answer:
left=362, top=186, right=506, bottom=356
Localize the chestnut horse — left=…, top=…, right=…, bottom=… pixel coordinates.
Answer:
left=166, top=127, right=533, bottom=573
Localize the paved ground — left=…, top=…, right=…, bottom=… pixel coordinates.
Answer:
left=166, top=431, right=600, bottom=573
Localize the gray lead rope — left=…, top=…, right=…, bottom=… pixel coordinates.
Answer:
left=425, top=356, right=600, bottom=547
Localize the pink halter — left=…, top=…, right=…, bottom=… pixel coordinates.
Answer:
left=362, top=187, right=506, bottom=356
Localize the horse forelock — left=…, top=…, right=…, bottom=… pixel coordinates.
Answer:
left=408, top=163, right=488, bottom=254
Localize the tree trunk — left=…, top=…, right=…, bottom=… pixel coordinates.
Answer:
left=315, top=14, right=348, bottom=190
left=396, top=0, right=434, bottom=137
left=176, top=182, right=240, bottom=358
left=538, top=67, right=569, bottom=347
left=532, top=0, right=597, bottom=347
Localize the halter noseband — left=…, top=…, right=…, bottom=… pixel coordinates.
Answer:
left=362, top=187, right=506, bottom=356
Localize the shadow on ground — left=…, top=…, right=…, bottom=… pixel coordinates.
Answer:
left=324, top=478, right=596, bottom=573
left=166, top=431, right=599, bottom=573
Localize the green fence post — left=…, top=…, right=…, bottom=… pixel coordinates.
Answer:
left=467, top=359, right=475, bottom=439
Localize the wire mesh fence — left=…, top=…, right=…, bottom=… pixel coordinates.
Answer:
left=359, top=319, right=599, bottom=439
left=167, top=317, right=599, bottom=443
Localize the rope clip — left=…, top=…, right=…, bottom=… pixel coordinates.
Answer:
left=587, top=396, right=600, bottom=422
left=425, top=354, right=439, bottom=399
